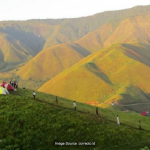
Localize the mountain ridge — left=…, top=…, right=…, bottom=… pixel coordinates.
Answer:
left=18, top=13, right=150, bottom=79
left=1, top=5, right=150, bottom=71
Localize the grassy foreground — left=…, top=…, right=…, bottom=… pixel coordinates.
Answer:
left=0, top=89, right=150, bottom=150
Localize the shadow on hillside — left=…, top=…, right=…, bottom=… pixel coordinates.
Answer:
left=86, top=62, right=113, bottom=85
left=0, top=26, right=45, bottom=55
left=70, top=43, right=91, bottom=57
left=0, top=49, right=4, bottom=61
left=122, top=43, right=150, bottom=67
left=116, top=85, right=150, bottom=113
left=0, top=62, right=21, bottom=72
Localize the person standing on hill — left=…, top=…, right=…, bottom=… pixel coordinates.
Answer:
left=117, top=115, right=120, bottom=125
left=14, top=81, right=16, bottom=88
left=16, top=82, right=18, bottom=89
left=96, top=107, right=99, bottom=116
left=55, top=96, right=58, bottom=104
left=33, top=91, right=36, bottom=99
left=73, top=101, right=76, bottom=111
left=2, top=82, right=5, bottom=88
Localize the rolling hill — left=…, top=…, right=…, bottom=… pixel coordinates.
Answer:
left=2, top=5, right=150, bottom=148
left=1, top=5, right=150, bottom=71
left=16, top=23, right=115, bottom=80
left=16, top=13, right=150, bottom=80
left=0, top=25, right=45, bottom=71
left=38, top=43, right=150, bottom=112
left=0, top=32, right=41, bottom=71
left=16, top=43, right=90, bottom=79
left=104, top=14, right=150, bottom=47
left=0, top=88, right=150, bottom=149
left=1, top=5, right=150, bottom=108
left=37, top=12, right=150, bottom=107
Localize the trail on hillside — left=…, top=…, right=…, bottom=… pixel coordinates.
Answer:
left=101, top=101, right=150, bottom=106
left=34, top=97, right=150, bottom=133
left=116, top=102, right=150, bottom=106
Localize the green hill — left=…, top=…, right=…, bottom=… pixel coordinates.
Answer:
left=0, top=88, right=150, bottom=149
left=38, top=43, right=150, bottom=112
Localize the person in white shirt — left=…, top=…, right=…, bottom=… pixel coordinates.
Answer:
left=16, top=82, right=18, bottom=89
left=33, top=91, right=36, bottom=99
left=73, top=101, right=76, bottom=111
left=111, top=102, right=114, bottom=106
left=117, top=115, right=120, bottom=125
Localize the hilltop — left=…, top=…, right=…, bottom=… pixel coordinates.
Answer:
left=38, top=43, right=150, bottom=112
left=15, top=22, right=113, bottom=80
left=16, top=12, right=150, bottom=80
left=0, top=88, right=150, bottom=149
left=16, top=43, right=90, bottom=80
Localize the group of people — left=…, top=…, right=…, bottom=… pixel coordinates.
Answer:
left=96, top=107, right=120, bottom=125
left=32, top=93, right=143, bottom=129
left=55, top=97, right=120, bottom=126
left=33, top=93, right=121, bottom=125
left=32, top=93, right=77, bottom=111
left=32, top=91, right=143, bottom=129
left=55, top=96, right=76, bottom=110
left=10, top=80, right=18, bottom=89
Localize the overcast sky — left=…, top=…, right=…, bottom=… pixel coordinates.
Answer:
left=0, top=0, right=150, bottom=21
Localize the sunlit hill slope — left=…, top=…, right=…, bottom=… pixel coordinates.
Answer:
left=17, top=13, right=150, bottom=80
left=39, top=43, right=150, bottom=111
left=1, top=5, right=150, bottom=71
left=16, top=23, right=114, bottom=80
left=17, top=43, right=90, bottom=79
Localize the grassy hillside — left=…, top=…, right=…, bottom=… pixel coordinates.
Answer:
left=0, top=28, right=45, bottom=71
left=15, top=22, right=115, bottom=80
left=2, top=5, right=150, bottom=112
left=75, top=23, right=115, bottom=53
left=16, top=13, right=150, bottom=81
left=76, top=14, right=150, bottom=52
left=1, top=5, right=150, bottom=71
left=0, top=33, right=35, bottom=71
left=16, top=13, right=150, bottom=80
left=0, top=88, right=150, bottom=149
left=16, top=43, right=90, bottom=80
left=38, top=43, right=150, bottom=112
left=104, top=14, right=150, bottom=47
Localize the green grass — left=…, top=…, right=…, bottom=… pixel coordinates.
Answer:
left=0, top=89, right=150, bottom=150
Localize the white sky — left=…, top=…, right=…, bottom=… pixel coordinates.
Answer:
left=0, top=0, right=150, bottom=21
